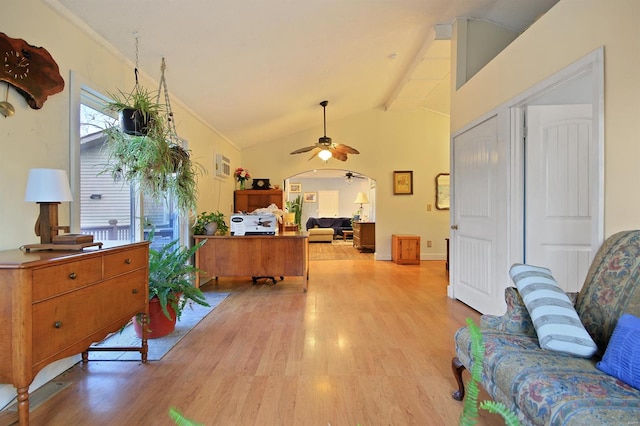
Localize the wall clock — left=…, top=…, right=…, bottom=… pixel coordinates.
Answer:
left=0, top=32, right=64, bottom=109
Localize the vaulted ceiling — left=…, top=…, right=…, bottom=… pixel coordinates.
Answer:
left=46, top=0, right=559, bottom=149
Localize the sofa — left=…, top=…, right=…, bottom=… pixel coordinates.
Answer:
left=305, top=217, right=352, bottom=237
left=452, top=230, right=640, bottom=425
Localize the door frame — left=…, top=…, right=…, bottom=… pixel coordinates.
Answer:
left=509, top=47, right=604, bottom=265
left=449, top=47, right=604, bottom=306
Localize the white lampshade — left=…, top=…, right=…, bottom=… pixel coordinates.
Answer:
left=353, top=192, right=369, bottom=205
left=24, top=168, right=73, bottom=202
left=318, top=149, right=332, bottom=161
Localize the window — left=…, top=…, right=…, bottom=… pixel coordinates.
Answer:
left=74, top=83, right=186, bottom=248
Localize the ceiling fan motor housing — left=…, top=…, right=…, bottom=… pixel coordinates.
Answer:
left=318, top=136, right=332, bottom=145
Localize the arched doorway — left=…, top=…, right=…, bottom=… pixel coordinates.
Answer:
left=284, top=168, right=375, bottom=232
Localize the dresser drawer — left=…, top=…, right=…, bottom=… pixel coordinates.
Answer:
left=32, top=257, right=102, bottom=302
left=103, top=246, right=148, bottom=279
left=32, top=268, right=148, bottom=365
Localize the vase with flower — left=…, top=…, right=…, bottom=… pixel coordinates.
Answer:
left=234, top=167, right=251, bottom=190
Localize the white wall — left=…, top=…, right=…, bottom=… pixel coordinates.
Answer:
left=451, top=0, right=640, bottom=236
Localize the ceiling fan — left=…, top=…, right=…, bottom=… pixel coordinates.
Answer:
left=290, top=100, right=360, bottom=162
left=345, top=171, right=365, bottom=181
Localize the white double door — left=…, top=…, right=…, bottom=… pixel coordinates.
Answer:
left=451, top=104, right=594, bottom=314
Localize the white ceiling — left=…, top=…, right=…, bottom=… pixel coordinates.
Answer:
left=46, top=0, right=559, bottom=149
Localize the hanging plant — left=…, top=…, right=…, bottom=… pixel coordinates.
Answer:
left=101, top=55, right=201, bottom=214
left=104, top=83, right=164, bottom=136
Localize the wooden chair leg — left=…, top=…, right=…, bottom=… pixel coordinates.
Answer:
left=451, top=356, right=466, bottom=401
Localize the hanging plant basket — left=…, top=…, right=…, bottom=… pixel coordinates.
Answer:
left=101, top=58, right=201, bottom=214
left=120, top=107, right=151, bottom=136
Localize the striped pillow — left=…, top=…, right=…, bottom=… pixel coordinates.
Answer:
left=509, top=263, right=597, bottom=358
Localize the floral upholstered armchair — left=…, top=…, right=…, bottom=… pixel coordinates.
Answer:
left=453, top=230, right=640, bottom=426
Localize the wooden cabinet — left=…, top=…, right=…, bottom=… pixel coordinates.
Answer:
left=234, top=189, right=283, bottom=213
left=194, top=234, right=309, bottom=291
left=353, top=222, right=375, bottom=252
left=0, top=242, right=149, bottom=425
left=392, top=234, right=421, bottom=265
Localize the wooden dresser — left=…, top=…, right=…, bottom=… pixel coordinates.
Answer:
left=353, top=222, right=375, bottom=252
left=0, top=242, right=149, bottom=425
left=234, top=189, right=283, bottom=212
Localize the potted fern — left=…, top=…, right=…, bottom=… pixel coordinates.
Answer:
left=134, top=236, right=210, bottom=339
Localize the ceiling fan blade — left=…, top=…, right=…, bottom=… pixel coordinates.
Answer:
left=290, top=145, right=317, bottom=154
left=334, top=144, right=360, bottom=154
left=307, top=147, right=321, bottom=161
left=331, top=150, right=348, bottom=161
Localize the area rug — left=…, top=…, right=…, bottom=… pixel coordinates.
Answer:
left=88, top=292, right=229, bottom=361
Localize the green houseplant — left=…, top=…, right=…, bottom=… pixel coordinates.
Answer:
left=101, top=83, right=201, bottom=214
left=285, top=195, right=303, bottom=229
left=193, top=211, right=229, bottom=235
left=134, top=235, right=210, bottom=338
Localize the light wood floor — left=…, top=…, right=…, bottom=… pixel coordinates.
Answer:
left=19, top=256, right=504, bottom=425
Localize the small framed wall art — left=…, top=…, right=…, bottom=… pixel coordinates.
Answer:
left=393, top=170, right=413, bottom=195
left=435, top=173, right=450, bottom=210
left=303, top=192, right=317, bottom=203
left=289, top=183, right=302, bottom=193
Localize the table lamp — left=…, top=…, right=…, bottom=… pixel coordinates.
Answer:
left=353, top=192, right=369, bottom=219
left=24, top=168, right=73, bottom=244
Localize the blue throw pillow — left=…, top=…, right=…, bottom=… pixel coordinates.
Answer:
left=597, top=313, right=640, bottom=390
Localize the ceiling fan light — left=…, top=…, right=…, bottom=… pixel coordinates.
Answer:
left=318, top=149, right=332, bottom=161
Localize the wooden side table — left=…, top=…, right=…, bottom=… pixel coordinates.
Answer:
left=392, top=234, right=421, bottom=265
left=342, top=230, right=354, bottom=241
left=284, top=224, right=299, bottom=232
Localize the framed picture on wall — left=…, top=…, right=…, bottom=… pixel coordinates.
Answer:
left=435, top=173, right=450, bottom=210
left=303, top=192, right=317, bottom=203
left=289, top=183, right=302, bottom=193
left=393, top=171, right=413, bottom=195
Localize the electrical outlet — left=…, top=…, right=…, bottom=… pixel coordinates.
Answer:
left=427, top=204, right=432, bottom=211
left=427, top=240, right=432, bottom=248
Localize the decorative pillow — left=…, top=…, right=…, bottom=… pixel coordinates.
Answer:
left=597, top=313, right=640, bottom=390
left=509, top=263, right=597, bottom=357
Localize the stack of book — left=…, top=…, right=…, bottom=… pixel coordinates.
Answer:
left=52, top=234, right=94, bottom=245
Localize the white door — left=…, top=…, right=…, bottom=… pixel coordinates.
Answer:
left=318, top=190, right=339, bottom=217
left=451, top=115, right=508, bottom=315
left=525, top=105, right=593, bottom=292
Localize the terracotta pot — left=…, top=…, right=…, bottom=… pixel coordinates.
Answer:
left=134, top=296, right=178, bottom=339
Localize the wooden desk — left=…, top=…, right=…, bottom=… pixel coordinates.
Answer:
left=0, top=242, right=149, bottom=425
left=194, top=233, right=309, bottom=291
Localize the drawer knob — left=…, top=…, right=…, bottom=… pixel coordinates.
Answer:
left=125, top=258, right=132, bottom=265
left=69, top=272, right=77, bottom=280
left=54, top=321, right=62, bottom=329
left=132, top=288, right=138, bottom=294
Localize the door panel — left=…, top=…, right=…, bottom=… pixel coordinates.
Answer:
left=452, top=115, right=506, bottom=315
left=525, top=105, right=593, bottom=292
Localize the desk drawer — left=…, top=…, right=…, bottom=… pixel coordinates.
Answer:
left=32, top=258, right=102, bottom=302
left=32, top=268, right=147, bottom=365
left=103, top=246, right=148, bottom=278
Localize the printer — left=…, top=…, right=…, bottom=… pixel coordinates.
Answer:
left=230, top=213, right=277, bottom=235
